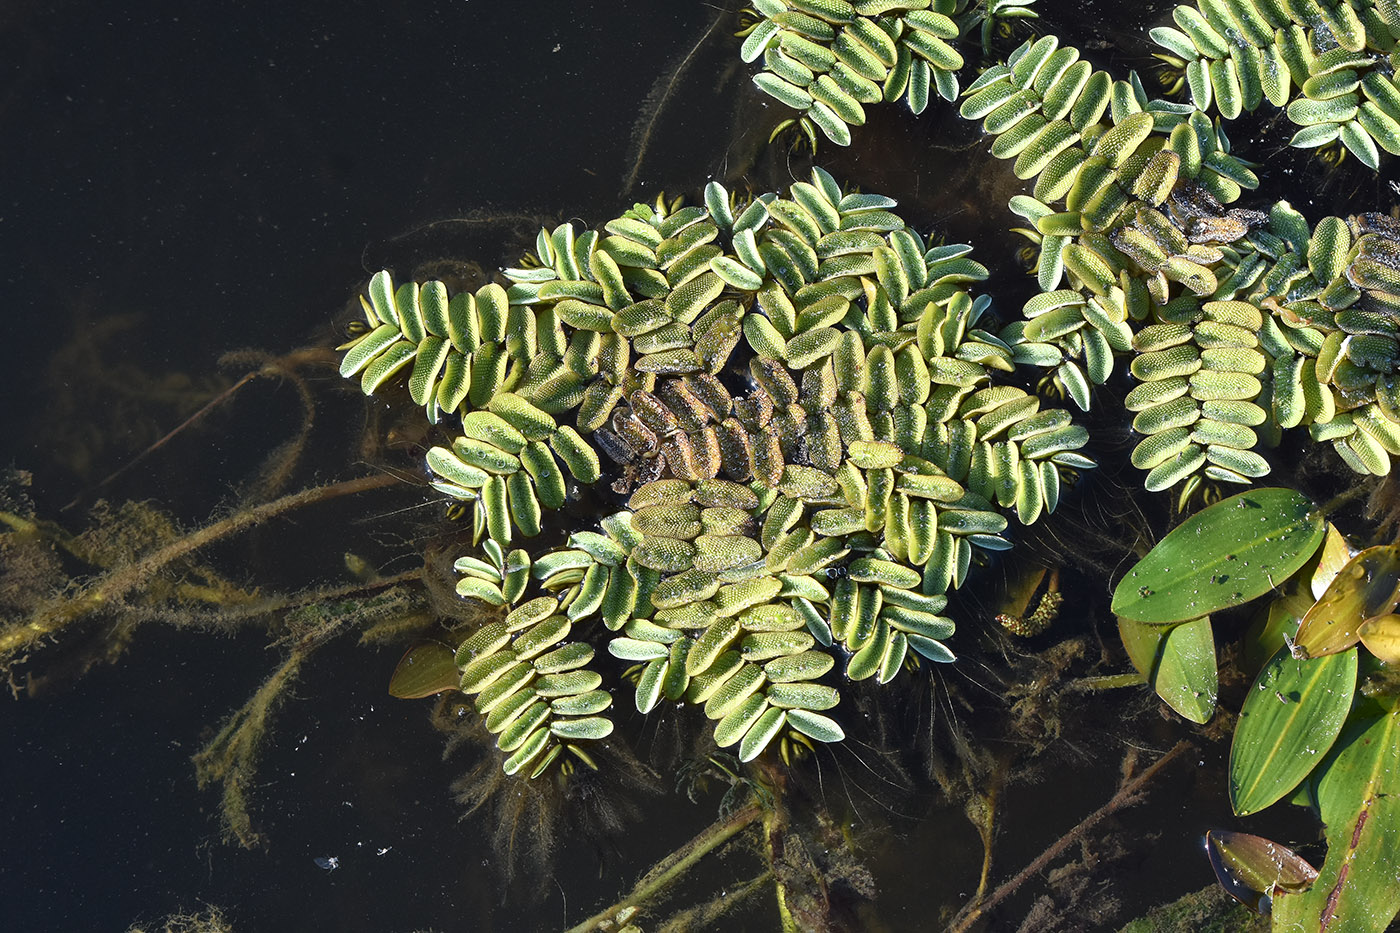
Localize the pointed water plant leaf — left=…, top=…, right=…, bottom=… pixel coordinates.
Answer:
left=1229, top=645, right=1357, bottom=816
left=388, top=642, right=461, bottom=698
left=1293, top=545, right=1400, bottom=659
left=1118, top=616, right=1217, bottom=723
left=1311, top=524, right=1356, bottom=599
left=1111, top=488, right=1325, bottom=625
left=1205, top=829, right=1317, bottom=912
left=1272, top=709, right=1400, bottom=933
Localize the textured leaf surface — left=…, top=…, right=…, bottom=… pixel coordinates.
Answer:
left=1205, top=829, right=1317, bottom=911
left=1112, top=488, right=1324, bottom=625
left=1230, top=645, right=1356, bottom=816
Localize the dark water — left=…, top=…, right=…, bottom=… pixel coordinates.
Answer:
left=1, top=2, right=1386, bottom=931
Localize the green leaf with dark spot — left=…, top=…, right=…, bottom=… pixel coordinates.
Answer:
left=1229, top=645, right=1357, bottom=816
left=1272, top=708, right=1400, bottom=933
left=1111, top=488, right=1325, bottom=625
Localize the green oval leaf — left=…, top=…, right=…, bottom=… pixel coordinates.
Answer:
left=1112, top=488, right=1325, bottom=625
left=1229, top=645, right=1357, bottom=816
left=1150, top=616, right=1217, bottom=724
left=1273, top=709, right=1400, bottom=933
left=388, top=642, right=460, bottom=698
left=1118, top=616, right=1218, bottom=723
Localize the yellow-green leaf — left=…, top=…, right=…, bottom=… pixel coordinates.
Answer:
left=1311, top=523, right=1356, bottom=599
left=1294, top=545, right=1400, bottom=658
left=1359, top=613, right=1400, bottom=663
left=388, top=642, right=460, bottom=698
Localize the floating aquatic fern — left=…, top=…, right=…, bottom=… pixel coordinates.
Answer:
left=743, top=0, right=1400, bottom=504
left=334, top=0, right=1400, bottom=780
left=338, top=168, right=1092, bottom=775
left=740, top=0, right=974, bottom=144
left=1148, top=0, right=1400, bottom=166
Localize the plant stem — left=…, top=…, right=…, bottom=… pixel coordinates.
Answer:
left=947, top=740, right=1192, bottom=933
left=0, top=472, right=401, bottom=666
left=562, top=803, right=763, bottom=933
left=1073, top=672, right=1150, bottom=690
left=1318, top=483, right=1369, bottom=518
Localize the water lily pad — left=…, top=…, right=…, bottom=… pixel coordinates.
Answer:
left=1229, top=645, right=1357, bottom=816
left=1272, top=709, right=1400, bottom=933
left=1112, top=488, right=1325, bottom=625
left=1118, top=616, right=1217, bottom=723
left=388, top=642, right=461, bottom=698
left=1293, top=545, right=1400, bottom=659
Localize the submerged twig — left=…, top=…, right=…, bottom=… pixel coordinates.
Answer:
left=562, top=802, right=763, bottom=933
left=947, top=741, right=1193, bottom=933
left=61, top=348, right=334, bottom=513
left=656, top=870, right=772, bottom=933
left=0, top=472, right=401, bottom=669
left=621, top=7, right=728, bottom=198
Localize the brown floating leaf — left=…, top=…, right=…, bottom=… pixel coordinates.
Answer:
left=1293, top=545, right=1400, bottom=659
left=1206, top=829, right=1318, bottom=912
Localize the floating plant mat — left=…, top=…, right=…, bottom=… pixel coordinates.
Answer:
left=9, top=0, right=1400, bottom=930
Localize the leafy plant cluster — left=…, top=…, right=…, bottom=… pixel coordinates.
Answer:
left=749, top=0, right=1400, bottom=505
left=1148, top=0, right=1400, bottom=166
left=1112, top=490, right=1400, bottom=931
left=332, top=0, right=1400, bottom=926
left=340, top=171, right=1094, bottom=776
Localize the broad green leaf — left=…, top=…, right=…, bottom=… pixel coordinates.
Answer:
left=1112, top=488, right=1325, bottom=625
left=1204, top=829, right=1317, bottom=912
left=1272, top=709, right=1400, bottom=933
left=1118, top=616, right=1217, bottom=723
left=388, top=642, right=461, bottom=698
left=1294, top=545, right=1400, bottom=658
left=1229, top=645, right=1357, bottom=815
left=1118, top=616, right=1162, bottom=677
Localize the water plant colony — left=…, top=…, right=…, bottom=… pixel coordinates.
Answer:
left=10, top=0, right=1400, bottom=929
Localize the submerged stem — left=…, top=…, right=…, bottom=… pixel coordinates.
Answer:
left=562, top=802, right=762, bottom=933
left=947, top=740, right=1193, bottom=933
left=0, top=472, right=401, bottom=668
